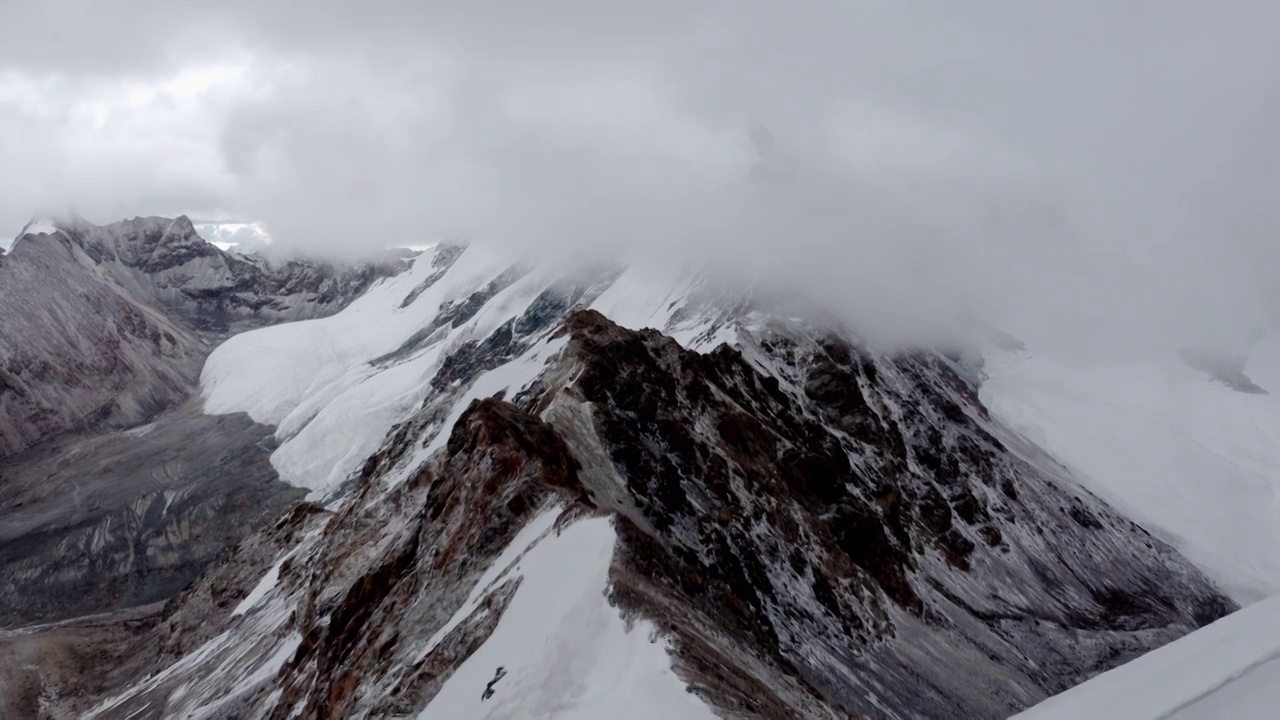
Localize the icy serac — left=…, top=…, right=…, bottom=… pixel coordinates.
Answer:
left=85, top=242, right=1236, bottom=719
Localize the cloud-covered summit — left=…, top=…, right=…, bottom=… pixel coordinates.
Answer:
left=1, top=1, right=1277, bottom=355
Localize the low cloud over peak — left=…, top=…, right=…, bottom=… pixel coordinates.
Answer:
left=2, top=0, right=1277, bottom=356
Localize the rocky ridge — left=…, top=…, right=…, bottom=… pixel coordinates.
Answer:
left=80, top=244, right=1235, bottom=719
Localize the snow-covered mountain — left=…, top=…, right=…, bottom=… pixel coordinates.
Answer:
left=72, top=242, right=1238, bottom=719
left=51, top=214, right=406, bottom=335
left=983, top=340, right=1280, bottom=606
left=12, top=222, right=1280, bottom=718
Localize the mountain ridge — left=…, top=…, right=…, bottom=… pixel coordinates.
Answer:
left=77, top=243, right=1235, bottom=719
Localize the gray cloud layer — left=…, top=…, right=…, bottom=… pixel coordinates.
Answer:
left=2, top=1, right=1277, bottom=355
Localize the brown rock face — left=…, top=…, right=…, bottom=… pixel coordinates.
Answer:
left=0, top=216, right=406, bottom=460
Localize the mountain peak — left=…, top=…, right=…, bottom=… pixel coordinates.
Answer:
left=168, top=214, right=196, bottom=235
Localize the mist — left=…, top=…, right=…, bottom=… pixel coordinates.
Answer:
left=1, top=0, right=1277, bottom=358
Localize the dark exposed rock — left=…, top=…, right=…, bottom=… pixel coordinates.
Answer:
left=55, top=215, right=407, bottom=335
left=1178, top=347, right=1268, bottom=394
left=262, top=398, right=587, bottom=720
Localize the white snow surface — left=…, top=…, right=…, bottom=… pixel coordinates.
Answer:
left=417, top=511, right=714, bottom=720
left=987, top=336, right=1280, bottom=718
left=1015, top=593, right=1280, bottom=719
left=21, top=217, right=60, bottom=237
left=982, top=335, right=1280, bottom=603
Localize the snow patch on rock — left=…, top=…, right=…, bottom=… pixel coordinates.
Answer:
left=418, top=513, right=713, bottom=720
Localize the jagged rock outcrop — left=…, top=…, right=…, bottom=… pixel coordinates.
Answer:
left=80, top=281, right=1236, bottom=720
left=55, top=215, right=406, bottom=334
left=1178, top=347, right=1268, bottom=394
left=551, top=311, right=1232, bottom=716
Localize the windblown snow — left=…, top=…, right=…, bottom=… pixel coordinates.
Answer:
left=20, top=217, right=60, bottom=237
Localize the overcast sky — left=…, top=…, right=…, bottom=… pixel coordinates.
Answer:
left=1, top=1, right=1277, bottom=355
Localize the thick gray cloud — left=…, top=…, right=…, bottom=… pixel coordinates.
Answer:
left=1, top=1, right=1277, bottom=355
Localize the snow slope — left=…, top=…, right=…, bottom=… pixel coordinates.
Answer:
left=95, top=244, right=1242, bottom=718
left=203, top=243, right=531, bottom=492
left=982, top=336, right=1280, bottom=603
left=1015, top=593, right=1280, bottom=719
left=417, top=511, right=713, bottom=720
left=201, top=243, right=713, bottom=495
